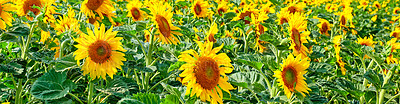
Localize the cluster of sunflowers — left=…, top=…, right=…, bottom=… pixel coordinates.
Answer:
left=1, top=0, right=400, bottom=103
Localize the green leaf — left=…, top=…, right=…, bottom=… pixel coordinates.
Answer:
left=97, top=76, right=129, bottom=98
left=130, top=93, right=161, bottom=104
left=0, top=62, right=24, bottom=75
left=31, top=70, right=76, bottom=100
left=161, top=94, right=180, bottom=104
left=117, top=98, right=144, bottom=104
left=308, top=62, right=332, bottom=73
left=29, top=49, right=54, bottom=64
left=363, top=70, right=382, bottom=89
left=236, top=59, right=263, bottom=70
left=53, top=53, right=77, bottom=72
left=168, top=61, right=185, bottom=72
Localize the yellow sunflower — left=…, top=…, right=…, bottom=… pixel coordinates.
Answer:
left=51, top=39, right=60, bottom=59
left=232, top=3, right=258, bottom=24
left=149, top=2, right=182, bottom=44
left=288, top=13, right=310, bottom=58
left=386, top=38, right=400, bottom=64
left=126, top=0, right=146, bottom=21
left=273, top=53, right=311, bottom=99
left=373, top=1, right=381, bottom=9
left=393, top=7, right=400, bottom=15
left=80, top=0, right=116, bottom=23
left=0, top=0, right=16, bottom=30
left=356, top=35, right=376, bottom=48
left=192, top=0, right=212, bottom=18
left=54, top=8, right=81, bottom=35
left=336, top=7, right=353, bottom=27
left=333, top=35, right=346, bottom=75
left=215, top=0, right=232, bottom=16
left=73, top=24, right=127, bottom=80
left=357, top=0, right=369, bottom=9
left=16, top=0, right=53, bottom=20
left=254, top=36, right=267, bottom=53
left=390, top=27, right=400, bottom=39
left=43, top=1, right=58, bottom=25
left=260, top=2, right=275, bottom=14
left=206, top=23, right=218, bottom=43
left=40, top=30, right=50, bottom=43
left=178, top=41, right=235, bottom=104
left=282, top=2, right=306, bottom=14
left=316, top=18, right=331, bottom=36
left=276, top=10, right=290, bottom=25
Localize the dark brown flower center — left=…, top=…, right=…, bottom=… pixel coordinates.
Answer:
left=88, top=40, right=112, bottom=64
left=340, top=15, right=346, bottom=25
left=194, top=3, right=202, bottom=15
left=86, top=0, right=104, bottom=10
left=282, top=66, right=297, bottom=90
left=393, top=32, right=399, bottom=38
left=258, top=24, right=265, bottom=35
left=194, top=56, right=220, bottom=90
left=217, top=8, right=225, bottom=16
left=320, top=22, right=329, bottom=34
left=280, top=17, right=288, bottom=24
left=155, top=15, right=171, bottom=38
left=291, top=28, right=302, bottom=51
left=130, top=7, right=141, bottom=20
left=89, top=17, right=97, bottom=24
left=239, top=11, right=252, bottom=24
left=23, top=0, right=42, bottom=15
left=288, top=6, right=297, bottom=14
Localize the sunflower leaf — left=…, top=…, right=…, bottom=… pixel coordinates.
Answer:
left=31, top=70, right=76, bottom=100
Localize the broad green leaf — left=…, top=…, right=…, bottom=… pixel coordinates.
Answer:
left=31, top=70, right=76, bottom=100
left=117, top=97, right=144, bottom=104
left=131, top=93, right=161, bottom=104
left=53, top=53, right=77, bottom=71
left=363, top=69, right=383, bottom=89
left=236, top=59, right=263, bottom=70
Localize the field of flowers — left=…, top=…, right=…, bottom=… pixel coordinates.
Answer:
left=0, top=0, right=400, bottom=103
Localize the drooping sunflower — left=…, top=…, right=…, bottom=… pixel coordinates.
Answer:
left=215, top=0, right=232, bottom=16
left=73, top=24, right=127, bottom=80
left=0, top=0, right=16, bottom=30
left=282, top=2, right=306, bottom=14
left=206, top=23, right=218, bottom=43
left=178, top=41, right=235, bottom=104
left=336, top=7, right=353, bottom=27
left=80, top=0, right=116, bottom=22
left=273, top=53, right=311, bottom=99
left=250, top=12, right=268, bottom=36
left=333, top=35, right=346, bottom=75
left=192, top=0, right=212, bottom=18
left=288, top=13, right=310, bottom=58
left=126, top=0, right=146, bottom=21
left=43, top=1, right=58, bottom=25
left=149, top=2, right=182, bottom=44
left=54, top=8, right=81, bottom=35
left=316, top=18, right=331, bottom=36
left=16, top=0, right=52, bottom=20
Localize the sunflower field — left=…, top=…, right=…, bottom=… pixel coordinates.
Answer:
left=1, top=0, right=400, bottom=103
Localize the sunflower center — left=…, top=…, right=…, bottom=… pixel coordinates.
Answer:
left=130, top=7, right=141, bottom=20
left=88, top=40, right=112, bottom=64
left=393, top=32, right=399, bottom=38
left=288, top=6, right=297, bottom=14
left=208, top=34, right=216, bottom=42
left=321, top=22, right=328, bottom=34
left=280, top=17, right=288, bottom=24
left=375, top=4, right=380, bottom=9
left=0, top=5, right=2, bottom=15
left=217, top=8, right=225, bottom=16
left=362, top=2, right=368, bottom=5
left=340, top=15, right=346, bottom=25
left=155, top=15, right=171, bottom=38
left=194, top=56, right=220, bottom=90
left=291, top=28, right=302, bottom=51
left=282, top=66, right=297, bottom=90
left=360, top=43, right=368, bottom=46
left=239, top=11, right=252, bottom=24
left=89, top=17, right=96, bottom=24
left=194, top=3, right=202, bottom=15
left=23, top=0, right=42, bottom=15
left=86, top=0, right=104, bottom=10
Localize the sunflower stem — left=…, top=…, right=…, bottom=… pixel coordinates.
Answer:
left=379, top=70, right=393, bottom=104
left=21, top=23, right=36, bottom=60
left=88, top=81, right=94, bottom=104
left=385, top=91, right=400, bottom=104
left=68, top=92, right=83, bottom=104
left=146, top=30, right=155, bottom=66
left=147, top=70, right=181, bottom=93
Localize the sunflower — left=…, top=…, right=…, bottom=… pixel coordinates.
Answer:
left=54, top=8, right=81, bottom=35
left=282, top=2, right=306, bottom=14
left=390, top=27, right=400, bottom=39
left=356, top=35, right=376, bottom=48
left=43, top=1, right=58, bottom=25
left=393, top=7, right=400, bottom=15
left=386, top=38, right=400, bottom=64
left=0, top=0, right=16, bottom=30
left=373, top=1, right=381, bottom=9
left=16, top=0, right=54, bottom=20
left=40, top=30, right=50, bottom=43
left=127, top=0, right=146, bottom=21
left=273, top=53, right=311, bottom=99
left=316, top=18, right=331, bottom=36
left=333, top=35, right=346, bottom=75
left=51, top=39, right=60, bottom=59
left=149, top=2, right=182, bottom=44
left=192, top=0, right=212, bottom=18
left=178, top=41, right=235, bottom=104
left=232, top=3, right=258, bottom=24
left=254, top=36, right=267, bottom=53
left=288, top=13, right=310, bottom=58
left=73, top=24, right=127, bottom=80
left=206, top=23, right=218, bottom=43
left=250, top=12, right=268, bottom=36
left=215, top=0, right=232, bottom=16
left=260, top=2, right=275, bottom=14
left=80, top=0, right=116, bottom=22
left=357, top=0, right=369, bottom=9
left=336, top=7, right=353, bottom=27
left=276, top=10, right=290, bottom=25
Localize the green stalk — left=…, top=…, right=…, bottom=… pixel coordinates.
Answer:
left=379, top=70, right=393, bottom=104
left=21, top=23, right=36, bottom=59
left=256, top=67, right=273, bottom=98
left=68, top=93, right=83, bottom=104
left=59, top=38, right=70, bottom=59
left=15, top=79, right=23, bottom=104
left=147, top=70, right=181, bottom=93
left=146, top=31, right=155, bottom=66
left=385, top=92, right=400, bottom=104
left=88, top=81, right=94, bottom=104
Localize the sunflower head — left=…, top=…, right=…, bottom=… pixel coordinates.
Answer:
left=232, top=3, right=258, bottom=24
left=394, top=7, right=400, bottom=15
left=0, top=0, right=16, bottom=30
left=192, top=0, right=212, bottom=18
left=317, top=18, right=331, bottom=36
left=356, top=35, right=376, bottom=48
left=276, top=10, right=290, bottom=25
left=288, top=13, right=310, bottom=58
left=127, top=0, right=146, bottom=21
left=178, top=41, right=235, bottom=104
left=206, top=23, right=218, bottom=43
left=81, top=0, right=116, bottom=21
left=149, top=2, right=182, bottom=44
left=54, top=8, right=80, bottom=35
left=274, top=53, right=311, bottom=99
left=73, top=24, right=127, bottom=80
